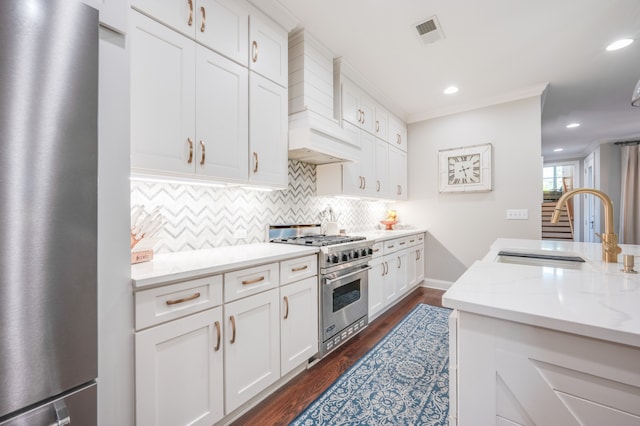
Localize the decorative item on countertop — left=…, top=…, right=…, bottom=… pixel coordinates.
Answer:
left=380, top=210, right=398, bottom=230
left=320, top=205, right=340, bottom=235
left=130, top=205, right=164, bottom=264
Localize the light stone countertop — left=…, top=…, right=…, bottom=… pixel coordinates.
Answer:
left=359, top=228, right=427, bottom=242
left=132, top=243, right=319, bottom=290
left=443, top=238, right=640, bottom=348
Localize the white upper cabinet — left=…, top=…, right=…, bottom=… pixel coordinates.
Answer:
left=249, top=13, right=288, bottom=87
left=249, top=73, right=288, bottom=188
left=388, top=145, right=408, bottom=200
left=131, top=0, right=249, bottom=65
left=388, top=114, right=408, bottom=152
left=375, top=138, right=389, bottom=197
left=131, top=12, right=249, bottom=183
left=131, top=12, right=196, bottom=176
left=341, top=79, right=376, bottom=134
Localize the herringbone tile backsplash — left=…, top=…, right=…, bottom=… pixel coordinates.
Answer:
left=131, top=160, right=389, bottom=253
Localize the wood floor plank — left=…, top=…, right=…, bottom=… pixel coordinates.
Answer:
left=231, top=286, right=446, bottom=426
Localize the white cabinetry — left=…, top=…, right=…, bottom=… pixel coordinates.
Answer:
left=388, top=114, right=408, bottom=152
left=341, top=78, right=376, bottom=134
left=249, top=73, right=288, bottom=188
left=135, top=275, right=224, bottom=426
left=249, top=14, right=288, bottom=87
left=224, top=287, right=280, bottom=413
left=81, top=0, right=128, bottom=34
left=388, top=145, right=408, bottom=200
left=367, top=242, right=385, bottom=320
left=374, top=106, right=389, bottom=142
left=281, top=276, right=318, bottom=375
left=375, top=139, right=389, bottom=197
left=406, top=234, right=425, bottom=288
left=131, top=0, right=249, bottom=64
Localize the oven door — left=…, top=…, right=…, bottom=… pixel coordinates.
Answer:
left=322, top=265, right=370, bottom=342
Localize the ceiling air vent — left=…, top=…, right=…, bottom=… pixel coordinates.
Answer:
left=415, top=15, right=444, bottom=45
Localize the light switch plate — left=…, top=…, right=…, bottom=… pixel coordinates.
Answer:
left=506, top=209, right=529, bottom=220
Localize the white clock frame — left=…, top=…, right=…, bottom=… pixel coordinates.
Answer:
left=438, top=143, right=492, bottom=193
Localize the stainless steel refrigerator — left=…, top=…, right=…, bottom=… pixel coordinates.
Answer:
left=0, top=1, right=98, bottom=424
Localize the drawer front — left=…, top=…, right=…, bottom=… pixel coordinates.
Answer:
left=370, top=241, right=384, bottom=258
left=384, top=238, right=406, bottom=254
left=406, top=233, right=425, bottom=247
left=280, top=255, right=317, bottom=285
left=224, top=263, right=279, bottom=302
left=135, top=275, right=223, bottom=330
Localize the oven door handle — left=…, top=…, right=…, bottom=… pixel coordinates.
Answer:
left=325, top=266, right=371, bottom=286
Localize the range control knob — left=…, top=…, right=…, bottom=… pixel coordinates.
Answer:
left=361, top=248, right=368, bottom=257
left=367, top=247, right=373, bottom=255
left=341, top=253, right=348, bottom=262
left=352, top=250, right=359, bottom=259
left=331, top=255, right=339, bottom=263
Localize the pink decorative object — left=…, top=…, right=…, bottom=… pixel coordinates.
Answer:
left=380, top=219, right=398, bottom=231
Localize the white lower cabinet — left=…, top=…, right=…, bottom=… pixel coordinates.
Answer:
left=368, top=256, right=385, bottom=320
left=135, top=307, right=224, bottom=426
left=224, top=287, right=280, bottom=413
left=280, top=276, right=318, bottom=375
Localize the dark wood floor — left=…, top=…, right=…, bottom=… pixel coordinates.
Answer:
left=231, top=287, right=445, bottom=426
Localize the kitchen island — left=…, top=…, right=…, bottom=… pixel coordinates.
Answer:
left=443, top=238, right=640, bottom=426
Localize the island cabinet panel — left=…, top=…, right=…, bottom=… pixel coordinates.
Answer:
left=135, top=307, right=224, bottom=426
left=454, top=311, right=640, bottom=426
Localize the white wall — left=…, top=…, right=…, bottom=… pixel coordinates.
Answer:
left=398, top=96, right=543, bottom=285
left=594, top=142, right=622, bottom=235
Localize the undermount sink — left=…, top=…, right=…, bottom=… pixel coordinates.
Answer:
left=495, top=250, right=593, bottom=271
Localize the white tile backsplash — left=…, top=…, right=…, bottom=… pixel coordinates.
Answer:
left=131, top=160, right=389, bottom=253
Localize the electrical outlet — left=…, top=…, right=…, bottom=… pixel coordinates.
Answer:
left=233, top=229, right=247, bottom=239
left=506, top=209, right=529, bottom=220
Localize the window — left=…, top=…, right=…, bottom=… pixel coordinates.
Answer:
left=543, top=165, right=573, bottom=192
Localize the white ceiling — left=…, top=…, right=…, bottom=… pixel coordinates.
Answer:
left=273, top=0, right=640, bottom=162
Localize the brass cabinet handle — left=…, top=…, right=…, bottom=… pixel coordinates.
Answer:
left=291, top=265, right=308, bottom=272
left=399, top=241, right=406, bottom=246
left=251, top=40, right=258, bottom=62
left=199, top=140, right=206, bottom=165
left=214, top=321, right=221, bottom=351
left=241, top=276, right=265, bottom=285
left=229, top=316, right=236, bottom=344
left=388, top=244, right=395, bottom=249
left=362, top=176, right=366, bottom=190
left=187, top=0, right=193, bottom=26
left=397, top=185, right=402, bottom=195
left=187, top=138, right=194, bottom=164
left=372, top=247, right=380, bottom=252
left=283, top=296, right=289, bottom=319
left=253, top=152, right=259, bottom=173
left=166, top=292, right=200, bottom=306
left=376, top=120, right=380, bottom=132
left=361, top=110, right=365, bottom=124
left=409, top=239, right=415, bottom=243
left=397, top=134, right=401, bottom=145
left=359, top=176, right=363, bottom=189
left=416, top=250, right=420, bottom=261
left=200, top=6, right=206, bottom=32
left=397, top=256, right=402, bottom=269
left=376, top=180, right=380, bottom=192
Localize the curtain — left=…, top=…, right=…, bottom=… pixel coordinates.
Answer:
left=619, top=145, right=640, bottom=244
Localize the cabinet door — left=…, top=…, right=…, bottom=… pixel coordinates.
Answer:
left=249, top=13, right=288, bottom=87
left=383, top=258, right=397, bottom=305
left=407, top=248, right=418, bottom=288
left=341, top=122, right=362, bottom=195
left=388, top=115, right=407, bottom=152
left=359, top=131, right=376, bottom=195
left=135, top=307, right=224, bottom=426
left=368, top=257, right=385, bottom=319
left=375, top=139, right=389, bottom=197
left=225, top=288, right=280, bottom=413
left=131, top=12, right=196, bottom=176
left=131, top=0, right=195, bottom=38
left=281, top=277, right=318, bottom=375
left=341, top=81, right=360, bottom=127
left=249, top=72, right=288, bottom=188
left=388, top=145, right=408, bottom=200
left=195, top=45, right=248, bottom=181
left=81, top=0, right=127, bottom=34
left=195, top=0, right=249, bottom=66
left=416, top=245, right=425, bottom=283
left=359, top=93, right=376, bottom=135
left=395, top=251, right=408, bottom=295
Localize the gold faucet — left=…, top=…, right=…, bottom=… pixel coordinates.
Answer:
left=551, top=188, right=621, bottom=263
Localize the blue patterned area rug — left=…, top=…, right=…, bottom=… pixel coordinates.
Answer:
left=291, top=304, right=452, bottom=426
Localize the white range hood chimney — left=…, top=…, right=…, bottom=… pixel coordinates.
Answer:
left=287, top=29, right=359, bottom=164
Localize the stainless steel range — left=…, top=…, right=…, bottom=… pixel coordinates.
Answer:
left=269, top=224, right=373, bottom=357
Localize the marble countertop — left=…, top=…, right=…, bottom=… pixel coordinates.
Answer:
left=359, top=228, right=427, bottom=242
left=443, top=238, right=640, bottom=348
left=132, top=243, right=319, bottom=290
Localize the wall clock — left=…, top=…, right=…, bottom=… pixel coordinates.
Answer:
left=438, top=143, right=492, bottom=192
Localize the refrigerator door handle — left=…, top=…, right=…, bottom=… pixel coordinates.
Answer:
left=47, top=401, right=71, bottom=426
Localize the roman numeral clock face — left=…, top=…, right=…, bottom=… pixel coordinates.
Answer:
left=447, top=154, right=481, bottom=185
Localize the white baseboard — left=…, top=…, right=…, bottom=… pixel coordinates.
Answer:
left=421, top=278, right=454, bottom=291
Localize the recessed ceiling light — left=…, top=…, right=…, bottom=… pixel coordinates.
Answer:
left=566, top=123, right=580, bottom=129
left=606, top=38, right=634, bottom=51
left=553, top=148, right=564, bottom=152
left=444, top=86, right=459, bottom=95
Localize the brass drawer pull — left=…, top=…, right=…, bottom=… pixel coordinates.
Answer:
left=166, top=292, right=200, bottom=306
left=291, top=265, right=308, bottom=272
left=199, top=140, right=206, bottom=165
left=372, top=248, right=380, bottom=252
left=242, top=276, right=265, bottom=285
left=283, top=296, right=289, bottom=319
left=253, top=152, right=259, bottom=173
left=230, top=316, right=236, bottom=344
left=214, top=321, right=221, bottom=351
left=187, top=0, right=193, bottom=26
left=251, top=40, right=258, bottom=62
left=187, top=138, right=194, bottom=164
left=399, top=241, right=406, bottom=245
left=200, top=6, right=206, bottom=32
left=388, top=244, right=395, bottom=249
left=376, top=180, right=380, bottom=192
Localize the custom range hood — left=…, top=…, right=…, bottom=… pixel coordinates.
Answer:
left=287, top=29, right=359, bottom=164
